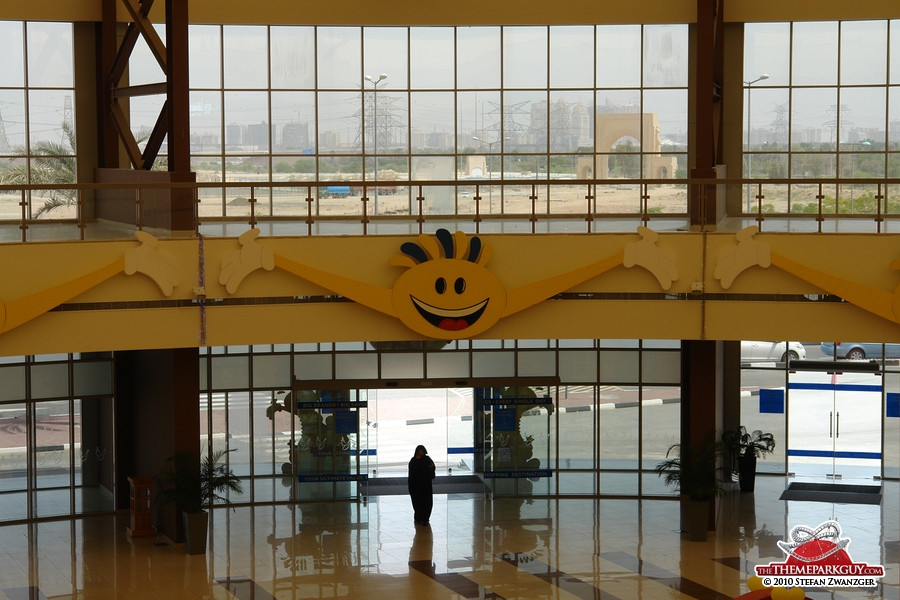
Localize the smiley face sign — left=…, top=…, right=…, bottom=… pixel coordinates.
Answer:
left=220, top=226, right=677, bottom=341
left=389, top=229, right=506, bottom=338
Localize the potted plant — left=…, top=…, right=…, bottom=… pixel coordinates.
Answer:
left=157, top=448, right=244, bottom=554
left=655, top=434, right=726, bottom=541
left=722, top=427, right=775, bottom=492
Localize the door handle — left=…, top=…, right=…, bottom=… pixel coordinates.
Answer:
left=836, top=412, right=840, bottom=438
left=829, top=411, right=833, bottom=438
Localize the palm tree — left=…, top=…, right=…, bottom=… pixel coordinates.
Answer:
left=0, top=120, right=77, bottom=218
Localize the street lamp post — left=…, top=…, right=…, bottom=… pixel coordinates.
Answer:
left=365, top=73, right=388, bottom=214
left=744, top=73, right=769, bottom=213
left=472, top=135, right=508, bottom=213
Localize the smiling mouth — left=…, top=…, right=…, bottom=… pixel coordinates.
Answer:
left=410, top=296, right=489, bottom=331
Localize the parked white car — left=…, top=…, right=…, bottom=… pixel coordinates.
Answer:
left=740, top=340, right=807, bottom=363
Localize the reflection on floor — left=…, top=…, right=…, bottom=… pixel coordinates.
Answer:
left=0, top=476, right=896, bottom=600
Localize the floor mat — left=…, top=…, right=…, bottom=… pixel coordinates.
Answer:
left=779, top=482, right=883, bottom=505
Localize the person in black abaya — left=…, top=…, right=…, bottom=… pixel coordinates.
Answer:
left=408, top=444, right=436, bottom=525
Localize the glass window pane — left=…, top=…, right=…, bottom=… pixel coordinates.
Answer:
left=73, top=361, right=113, bottom=397
left=225, top=91, right=270, bottom=152
left=599, top=350, right=639, bottom=383
left=472, top=351, right=514, bottom=377
left=791, top=87, right=837, bottom=150
left=840, top=20, right=887, bottom=86
left=410, top=27, right=454, bottom=89
left=641, top=351, right=681, bottom=384
left=190, top=90, right=222, bottom=152
left=381, top=353, right=424, bottom=379
left=459, top=90, right=501, bottom=152
left=641, top=386, right=680, bottom=471
left=318, top=27, right=362, bottom=89
left=411, top=92, right=455, bottom=153
left=744, top=22, right=790, bottom=88
left=504, top=90, right=546, bottom=152
left=253, top=354, right=291, bottom=388
left=272, top=91, right=315, bottom=152
left=426, top=352, right=470, bottom=379
left=0, top=403, right=27, bottom=520
left=31, top=363, right=69, bottom=399
left=365, top=90, right=408, bottom=154
left=839, top=87, right=886, bottom=144
left=317, top=91, right=362, bottom=153
left=0, top=365, right=26, bottom=401
left=884, top=371, right=899, bottom=479
left=28, top=89, right=74, bottom=147
left=550, top=26, right=594, bottom=89
left=644, top=89, right=687, bottom=153
left=559, top=351, right=597, bottom=383
left=643, top=24, right=688, bottom=88
left=34, top=400, right=72, bottom=517
left=457, top=27, right=501, bottom=89
left=364, top=27, right=408, bottom=90
left=892, top=19, right=900, bottom=85
left=0, top=21, right=24, bottom=87
left=793, top=21, right=838, bottom=86
left=189, top=25, right=221, bottom=89
left=335, top=353, right=377, bottom=379
left=294, top=353, right=333, bottom=380
left=597, top=25, right=641, bottom=88
left=517, top=350, right=555, bottom=377
left=0, top=89, right=26, bottom=151
left=27, top=22, right=73, bottom=88
left=223, top=26, right=268, bottom=89
left=271, top=26, right=315, bottom=89
left=503, top=27, right=547, bottom=89
left=211, top=355, right=249, bottom=389
left=549, top=91, right=593, bottom=152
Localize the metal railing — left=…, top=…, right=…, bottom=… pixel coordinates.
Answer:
left=2, top=176, right=899, bottom=243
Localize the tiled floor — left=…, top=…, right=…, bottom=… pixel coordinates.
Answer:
left=0, top=476, right=897, bottom=600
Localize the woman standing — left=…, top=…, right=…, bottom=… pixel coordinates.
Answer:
left=408, top=444, right=436, bottom=525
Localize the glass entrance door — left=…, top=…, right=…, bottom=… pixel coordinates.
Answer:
left=364, top=387, right=474, bottom=477
left=787, top=370, right=882, bottom=482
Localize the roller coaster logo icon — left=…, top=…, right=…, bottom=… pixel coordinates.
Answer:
left=754, top=520, right=884, bottom=590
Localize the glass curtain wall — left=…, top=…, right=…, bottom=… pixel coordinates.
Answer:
left=0, top=21, right=77, bottom=222
left=739, top=340, right=899, bottom=483
left=153, top=24, right=690, bottom=223
left=0, top=354, right=115, bottom=524
left=200, top=339, right=682, bottom=502
left=743, top=19, right=900, bottom=216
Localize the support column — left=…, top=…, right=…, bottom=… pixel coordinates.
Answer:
left=115, top=348, right=200, bottom=543
left=681, top=339, right=724, bottom=531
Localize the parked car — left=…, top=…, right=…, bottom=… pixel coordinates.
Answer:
left=740, top=340, right=807, bottom=363
left=820, top=342, right=900, bottom=360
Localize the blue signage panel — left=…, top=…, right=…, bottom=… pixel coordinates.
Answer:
left=759, top=389, right=784, bottom=414
left=887, top=393, right=900, bottom=418
left=484, top=469, right=553, bottom=479
left=297, top=474, right=369, bottom=482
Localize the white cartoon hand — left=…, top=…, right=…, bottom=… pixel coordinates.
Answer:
left=623, top=226, right=678, bottom=290
left=219, top=228, right=275, bottom=294
left=124, top=231, right=179, bottom=296
left=714, top=226, right=771, bottom=289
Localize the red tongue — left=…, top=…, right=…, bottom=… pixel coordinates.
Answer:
left=439, top=318, right=469, bottom=331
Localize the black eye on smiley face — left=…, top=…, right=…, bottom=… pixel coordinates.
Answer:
left=435, top=277, right=466, bottom=294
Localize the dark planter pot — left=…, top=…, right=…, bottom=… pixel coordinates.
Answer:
left=183, top=510, right=209, bottom=554
left=738, top=453, right=757, bottom=492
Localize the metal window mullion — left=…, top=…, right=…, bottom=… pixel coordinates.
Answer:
left=69, top=357, right=76, bottom=516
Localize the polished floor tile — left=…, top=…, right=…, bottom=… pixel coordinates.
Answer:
left=1, top=477, right=896, bottom=599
